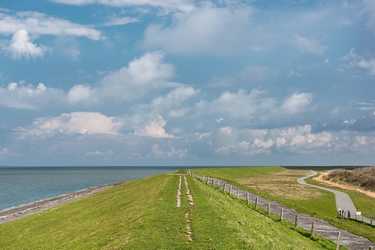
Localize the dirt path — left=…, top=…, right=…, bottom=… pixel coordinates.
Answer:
left=183, top=176, right=194, bottom=241
left=198, top=175, right=375, bottom=250
left=176, top=176, right=182, bottom=208
left=297, top=171, right=357, bottom=215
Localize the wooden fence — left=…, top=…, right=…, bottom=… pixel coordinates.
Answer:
left=194, top=175, right=375, bottom=250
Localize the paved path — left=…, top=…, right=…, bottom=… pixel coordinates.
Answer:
left=297, top=171, right=357, bottom=215
left=197, top=175, right=375, bottom=250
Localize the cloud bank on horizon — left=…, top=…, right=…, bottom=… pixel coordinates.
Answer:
left=1, top=0, right=375, bottom=165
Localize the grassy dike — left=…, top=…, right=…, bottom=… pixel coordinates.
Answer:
left=193, top=167, right=375, bottom=243
left=0, top=172, right=336, bottom=249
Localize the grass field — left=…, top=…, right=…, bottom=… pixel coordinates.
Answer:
left=0, top=172, right=338, bottom=249
left=193, top=167, right=375, bottom=243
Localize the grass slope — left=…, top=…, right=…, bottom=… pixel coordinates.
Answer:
left=0, top=173, right=335, bottom=249
left=189, top=177, right=335, bottom=249
left=193, top=167, right=375, bottom=243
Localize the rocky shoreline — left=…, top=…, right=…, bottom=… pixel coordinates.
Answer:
left=0, top=184, right=112, bottom=224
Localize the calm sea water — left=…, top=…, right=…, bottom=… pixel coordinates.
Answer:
left=0, top=167, right=174, bottom=211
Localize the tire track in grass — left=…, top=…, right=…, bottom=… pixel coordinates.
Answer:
left=183, top=175, right=194, bottom=242
left=176, top=176, right=182, bottom=208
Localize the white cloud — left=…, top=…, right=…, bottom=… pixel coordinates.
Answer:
left=51, top=0, right=195, bottom=13
left=104, top=16, right=139, bottom=26
left=0, top=52, right=178, bottom=109
left=199, top=89, right=276, bottom=120
left=150, top=86, right=198, bottom=116
left=0, top=82, right=64, bottom=109
left=99, top=52, right=176, bottom=101
left=0, top=147, right=9, bottom=157
left=17, top=112, right=122, bottom=137
left=4, top=29, right=45, bottom=59
left=344, top=49, right=375, bottom=75
left=67, top=84, right=94, bottom=104
left=0, top=10, right=101, bottom=40
left=294, top=34, right=326, bottom=56
left=214, top=125, right=335, bottom=155
left=135, top=115, right=174, bottom=138
left=194, top=90, right=313, bottom=124
left=151, top=144, right=187, bottom=159
left=282, top=92, right=313, bottom=114
left=143, top=5, right=253, bottom=55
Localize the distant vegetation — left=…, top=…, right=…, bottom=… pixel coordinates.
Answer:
left=324, top=167, right=375, bottom=192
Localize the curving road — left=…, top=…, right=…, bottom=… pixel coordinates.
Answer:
left=297, top=170, right=357, bottom=215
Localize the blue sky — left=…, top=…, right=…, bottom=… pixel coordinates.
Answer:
left=1, top=0, right=375, bottom=166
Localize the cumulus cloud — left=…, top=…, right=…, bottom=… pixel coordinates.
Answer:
left=4, top=29, right=45, bottom=59
left=0, top=147, right=9, bottom=157
left=50, top=0, right=195, bottom=13
left=16, top=112, right=122, bottom=137
left=150, top=86, right=198, bottom=117
left=0, top=52, right=178, bottom=109
left=294, top=34, right=326, bottom=56
left=0, top=82, right=64, bottom=109
left=201, top=89, right=276, bottom=120
left=344, top=49, right=375, bottom=75
left=67, top=84, right=94, bottom=104
left=213, top=125, right=335, bottom=155
left=151, top=143, right=187, bottom=159
left=135, top=115, right=174, bottom=138
left=192, top=90, right=313, bottom=126
left=0, top=10, right=101, bottom=40
left=282, top=92, right=313, bottom=114
left=98, top=52, right=176, bottom=101
left=143, top=5, right=253, bottom=55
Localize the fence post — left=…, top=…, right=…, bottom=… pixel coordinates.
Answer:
left=255, top=197, right=258, bottom=209
left=294, top=214, right=298, bottom=227
left=246, top=192, right=250, bottom=204
left=280, top=208, right=284, bottom=221
left=336, top=231, right=341, bottom=250
left=311, top=221, right=315, bottom=237
left=267, top=203, right=271, bottom=215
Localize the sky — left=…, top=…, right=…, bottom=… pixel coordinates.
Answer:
left=0, top=0, right=375, bottom=166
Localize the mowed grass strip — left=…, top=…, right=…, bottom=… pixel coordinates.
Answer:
left=188, top=176, right=336, bottom=249
left=0, top=174, right=188, bottom=250
left=193, top=167, right=375, bottom=243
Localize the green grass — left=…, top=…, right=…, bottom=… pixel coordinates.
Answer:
left=188, top=176, right=337, bottom=249
left=0, top=174, right=188, bottom=249
left=0, top=172, right=337, bottom=249
left=192, top=166, right=283, bottom=181
left=193, top=167, right=375, bottom=243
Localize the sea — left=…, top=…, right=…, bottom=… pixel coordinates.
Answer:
left=0, top=167, right=174, bottom=211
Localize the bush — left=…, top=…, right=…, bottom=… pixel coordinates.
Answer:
left=325, top=167, right=375, bottom=192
